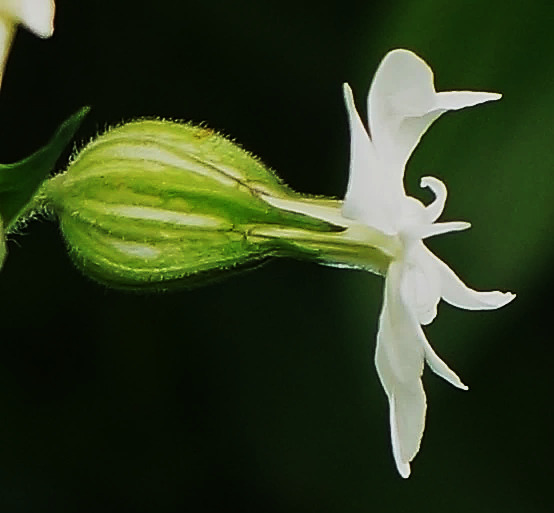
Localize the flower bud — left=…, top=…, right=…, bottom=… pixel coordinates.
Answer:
left=43, top=120, right=344, bottom=290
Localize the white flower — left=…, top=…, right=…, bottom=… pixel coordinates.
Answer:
left=342, top=49, right=515, bottom=478
left=0, top=0, right=55, bottom=88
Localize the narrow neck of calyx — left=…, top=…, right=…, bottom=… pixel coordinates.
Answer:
left=252, top=193, right=402, bottom=276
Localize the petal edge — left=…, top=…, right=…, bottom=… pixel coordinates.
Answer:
left=430, top=249, right=516, bottom=310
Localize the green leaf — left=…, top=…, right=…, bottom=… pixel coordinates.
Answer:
left=0, top=106, right=90, bottom=231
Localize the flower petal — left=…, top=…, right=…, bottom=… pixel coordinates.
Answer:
left=436, top=91, right=502, bottom=111
left=368, top=49, right=440, bottom=175
left=0, top=0, right=55, bottom=38
left=377, top=262, right=426, bottom=384
left=0, top=0, right=55, bottom=87
left=367, top=49, right=501, bottom=179
left=401, top=243, right=442, bottom=325
left=375, top=262, right=426, bottom=477
left=420, top=176, right=447, bottom=223
left=423, top=246, right=516, bottom=310
left=390, top=379, right=426, bottom=479
left=0, top=16, right=15, bottom=86
left=342, top=83, right=395, bottom=233
left=417, top=221, right=471, bottom=240
left=420, top=336, right=468, bottom=390
left=401, top=250, right=467, bottom=388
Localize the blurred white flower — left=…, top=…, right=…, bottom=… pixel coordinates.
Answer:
left=0, top=0, right=55, bottom=87
left=343, top=49, right=515, bottom=478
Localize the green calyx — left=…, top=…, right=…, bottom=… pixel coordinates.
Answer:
left=43, top=119, right=397, bottom=291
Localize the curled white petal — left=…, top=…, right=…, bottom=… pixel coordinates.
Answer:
left=420, top=176, right=447, bottom=223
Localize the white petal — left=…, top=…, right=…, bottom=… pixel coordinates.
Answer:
left=436, top=91, right=502, bottom=110
left=0, top=0, right=55, bottom=38
left=377, top=257, right=470, bottom=475
left=424, top=246, right=516, bottom=310
left=342, top=83, right=396, bottom=233
left=420, top=336, right=468, bottom=390
left=390, top=379, right=426, bottom=478
left=368, top=49, right=438, bottom=173
left=376, top=262, right=426, bottom=385
left=420, top=176, right=447, bottom=223
left=367, top=49, right=501, bottom=176
left=401, top=243, right=442, bottom=325
left=0, top=15, right=15, bottom=87
left=406, top=247, right=468, bottom=388
left=0, top=0, right=54, bottom=87
left=375, top=262, right=426, bottom=476
left=416, top=221, right=471, bottom=240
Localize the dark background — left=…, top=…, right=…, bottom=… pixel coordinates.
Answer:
left=0, top=0, right=550, bottom=511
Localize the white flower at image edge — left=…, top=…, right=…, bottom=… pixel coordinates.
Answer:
left=343, top=49, right=515, bottom=478
left=0, top=0, right=55, bottom=87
